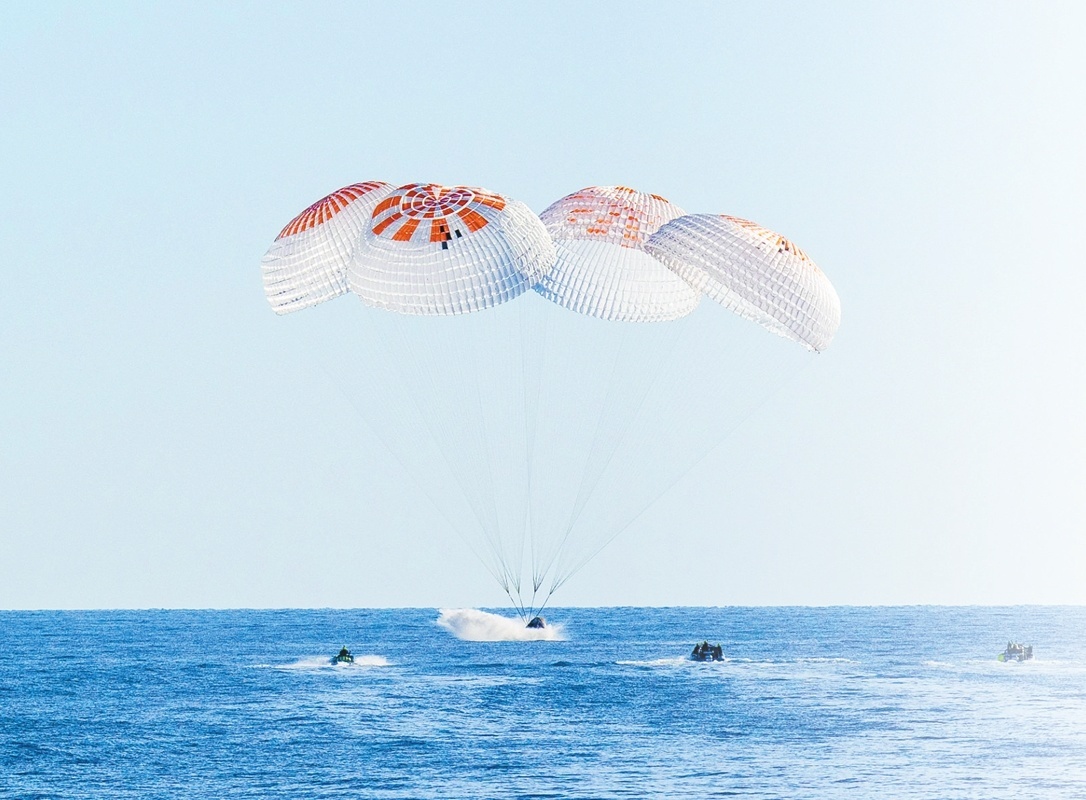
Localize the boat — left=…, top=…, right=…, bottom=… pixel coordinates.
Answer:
left=331, top=646, right=354, bottom=664
left=526, top=616, right=546, bottom=629
left=690, top=641, right=724, bottom=662
left=998, top=642, right=1033, bottom=662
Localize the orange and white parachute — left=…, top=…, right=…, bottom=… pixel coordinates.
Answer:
left=644, top=214, right=841, bottom=352
left=262, top=182, right=394, bottom=314
left=535, top=185, right=699, bottom=322
left=348, top=183, right=553, bottom=316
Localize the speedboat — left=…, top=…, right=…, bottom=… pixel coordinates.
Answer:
left=998, top=642, right=1033, bottom=662
left=331, top=647, right=354, bottom=664
left=690, top=642, right=724, bottom=662
left=526, top=616, right=546, bottom=629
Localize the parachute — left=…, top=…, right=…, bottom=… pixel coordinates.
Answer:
left=262, top=182, right=840, bottom=621
left=348, top=183, right=553, bottom=315
left=263, top=182, right=394, bottom=314
left=644, top=214, right=840, bottom=352
left=535, top=185, right=699, bottom=322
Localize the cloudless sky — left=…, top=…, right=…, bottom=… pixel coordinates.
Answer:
left=2, top=2, right=1085, bottom=609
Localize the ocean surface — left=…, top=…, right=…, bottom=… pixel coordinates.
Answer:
left=2, top=606, right=1085, bottom=799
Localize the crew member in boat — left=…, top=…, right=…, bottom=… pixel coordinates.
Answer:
left=691, top=641, right=724, bottom=661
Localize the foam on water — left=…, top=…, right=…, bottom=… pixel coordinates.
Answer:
left=269, top=654, right=391, bottom=670
left=436, top=608, right=566, bottom=641
left=616, top=656, right=705, bottom=668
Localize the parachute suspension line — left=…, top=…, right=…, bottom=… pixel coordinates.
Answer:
left=487, top=299, right=544, bottom=610
left=504, top=584, right=530, bottom=624
left=550, top=323, right=814, bottom=589
left=501, top=300, right=550, bottom=610
left=380, top=311, right=512, bottom=593
left=462, top=308, right=514, bottom=597
left=518, top=299, right=543, bottom=600
left=532, top=586, right=558, bottom=620
left=530, top=307, right=560, bottom=597
left=506, top=299, right=542, bottom=604
left=299, top=315, right=509, bottom=594
left=516, top=293, right=554, bottom=623
left=464, top=311, right=512, bottom=592
left=548, top=321, right=749, bottom=591
left=392, top=315, right=519, bottom=597
left=545, top=315, right=714, bottom=595
left=524, top=297, right=561, bottom=597
left=533, top=316, right=686, bottom=598
left=529, top=314, right=615, bottom=596
left=527, top=319, right=635, bottom=591
left=544, top=319, right=687, bottom=594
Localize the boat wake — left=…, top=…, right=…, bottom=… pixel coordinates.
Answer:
left=617, top=656, right=700, bottom=667
left=617, top=656, right=727, bottom=668
left=268, top=655, right=391, bottom=670
left=436, top=608, right=566, bottom=642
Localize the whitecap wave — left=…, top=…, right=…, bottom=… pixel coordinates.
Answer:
left=436, top=608, right=566, bottom=641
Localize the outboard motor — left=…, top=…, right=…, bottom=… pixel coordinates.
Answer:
left=526, top=616, right=546, bottom=629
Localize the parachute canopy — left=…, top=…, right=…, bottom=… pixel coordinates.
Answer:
left=262, top=181, right=840, bottom=619
left=348, top=183, right=554, bottom=316
left=535, top=185, right=699, bottom=322
left=262, top=182, right=393, bottom=314
left=645, top=214, right=841, bottom=352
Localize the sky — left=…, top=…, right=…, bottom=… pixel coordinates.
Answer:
left=2, top=2, right=1085, bottom=610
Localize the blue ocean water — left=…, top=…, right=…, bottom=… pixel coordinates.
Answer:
left=2, top=606, right=1084, bottom=799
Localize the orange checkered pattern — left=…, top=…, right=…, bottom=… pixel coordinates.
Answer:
left=543, top=186, right=681, bottom=249
left=721, top=215, right=811, bottom=263
left=276, top=182, right=390, bottom=240
left=370, top=183, right=508, bottom=246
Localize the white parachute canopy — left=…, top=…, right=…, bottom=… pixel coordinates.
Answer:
left=348, top=183, right=553, bottom=316
left=264, top=182, right=840, bottom=620
left=262, top=182, right=394, bottom=314
left=535, top=185, right=699, bottom=322
left=645, top=214, right=841, bottom=352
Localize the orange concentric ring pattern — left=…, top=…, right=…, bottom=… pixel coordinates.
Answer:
left=369, top=183, right=508, bottom=246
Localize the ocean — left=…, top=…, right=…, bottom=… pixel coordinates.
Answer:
left=2, top=606, right=1084, bottom=798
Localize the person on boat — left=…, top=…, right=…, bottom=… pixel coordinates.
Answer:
left=338, top=647, right=351, bottom=659
left=711, top=644, right=723, bottom=661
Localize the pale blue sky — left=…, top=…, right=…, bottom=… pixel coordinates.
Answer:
left=2, top=2, right=1084, bottom=609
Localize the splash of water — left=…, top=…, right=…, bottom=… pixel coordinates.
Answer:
left=436, top=608, right=566, bottom=642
